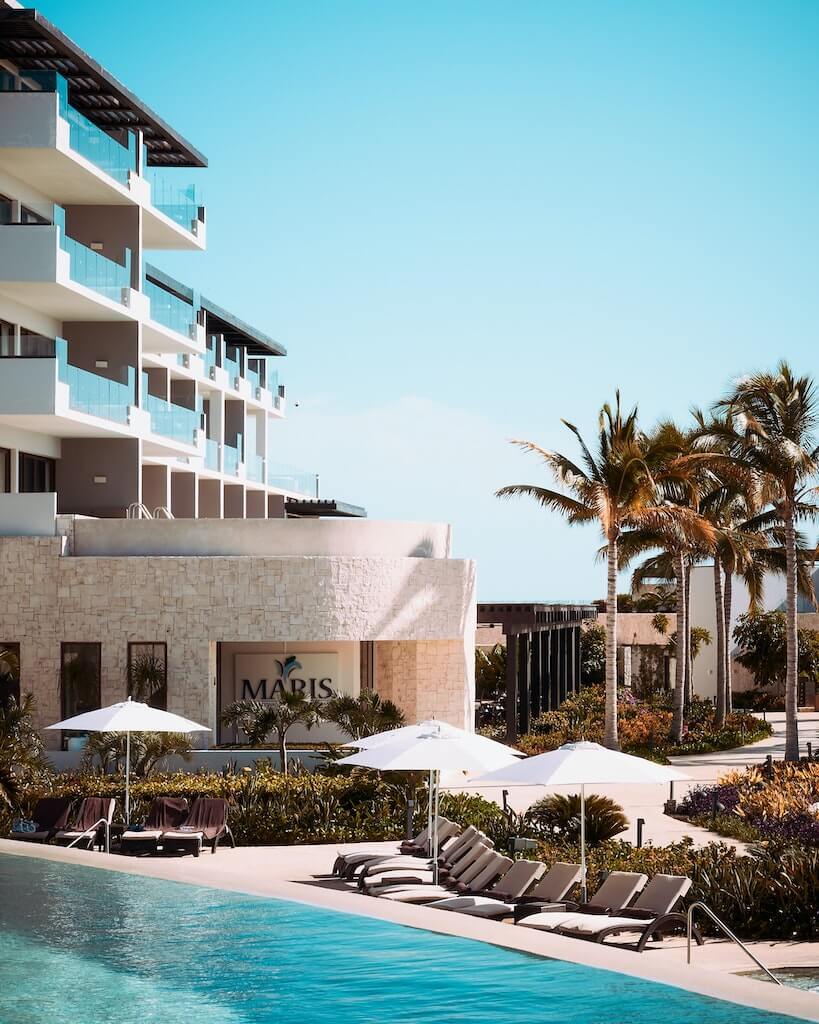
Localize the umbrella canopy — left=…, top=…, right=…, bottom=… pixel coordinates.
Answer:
left=47, top=699, right=210, bottom=735
left=474, top=741, right=688, bottom=901
left=474, top=740, right=688, bottom=787
left=337, top=723, right=520, bottom=882
left=337, top=726, right=520, bottom=773
left=47, top=697, right=210, bottom=824
left=345, top=720, right=524, bottom=756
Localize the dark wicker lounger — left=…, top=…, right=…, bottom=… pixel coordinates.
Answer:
left=554, top=874, right=705, bottom=952
left=120, top=797, right=189, bottom=856
left=54, top=797, right=116, bottom=850
left=7, top=797, right=73, bottom=843
left=160, top=797, right=235, bottom=857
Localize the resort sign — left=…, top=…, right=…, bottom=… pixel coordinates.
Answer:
left=236, top=653, right=338, bottom=702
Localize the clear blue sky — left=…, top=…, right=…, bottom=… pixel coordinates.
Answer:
left=37, top=0, right=819, bottom=601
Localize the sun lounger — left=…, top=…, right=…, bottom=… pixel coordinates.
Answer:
left=160, top=797, right=234, bottom=857
left=337, top=820, right=463, bottom=879
left=362, top=840, right=494, bottom=896
left=347, top=825, right=484, bottom=882
left=332, top=817, right=458, bottom=875
left=120, top=797, right=189, bottom=855
left=358, top=830, right=491, bottom=890
left=54, top=797, right=116, bottom=850
left=375, top=851, right=514, bottom=904
left=516, top=871, right=648, bottom=929
left=555, top=874, right=703, bottom=951
left=7, top=797, right=73, bottom=843
left=427, top=859, right=560, bottom=916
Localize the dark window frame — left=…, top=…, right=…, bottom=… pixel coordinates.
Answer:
left=60, top=642, right=101, bottom=750
left=0, top=447, right=10, bottom=493
left=127, top=641, right=167, bottom=710
left=18, top=452, right=55, bottom=493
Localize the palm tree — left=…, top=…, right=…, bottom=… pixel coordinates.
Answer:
left=322, top=691, right=405, bottom=740
left=81, top=731, right=193, bottom=776
left=497, top=394, right=708, bottom=749
left=710, top=362, right=819, bottom=760
left=618, top=422, right=717, bottom=741
left=221, top=693, right=323, bottom=774
left=0, top=695, right=51, bottom=807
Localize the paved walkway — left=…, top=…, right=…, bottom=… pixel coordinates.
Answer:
left=454, top=712, right=819, bottom=850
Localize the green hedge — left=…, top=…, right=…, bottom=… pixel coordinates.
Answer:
left=6, top=767, right=525, bottom=848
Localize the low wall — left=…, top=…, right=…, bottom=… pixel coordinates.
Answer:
left=0, top=492, right=57, bottom=537
left=70, top=517, right=453, bottom=559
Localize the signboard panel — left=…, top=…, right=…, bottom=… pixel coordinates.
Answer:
left=235, top=653, right=339, bottom=702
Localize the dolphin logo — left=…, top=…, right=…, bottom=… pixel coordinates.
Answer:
left=274, top=656, right=302, bottom=682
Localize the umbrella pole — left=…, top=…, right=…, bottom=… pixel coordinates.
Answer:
left=432, top=769, right=440, bottom=886
left=125, top=730, right=131, bottom=826
left=580, top=782, right=587, bottom=903
left=427, top=768, right=433, bottom=856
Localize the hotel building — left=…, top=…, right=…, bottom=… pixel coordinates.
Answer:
left=0, top=3, right=476, bottom=747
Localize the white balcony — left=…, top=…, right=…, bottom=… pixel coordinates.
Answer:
left=0, top=88, right=204, bottom=252
left=0, top=224, right=146, bottom=322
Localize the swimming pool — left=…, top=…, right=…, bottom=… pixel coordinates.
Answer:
left=0, top=853, right=809, bottom=1024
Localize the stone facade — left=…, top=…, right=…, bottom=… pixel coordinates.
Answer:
left=0, top=535, right=476, bottom=744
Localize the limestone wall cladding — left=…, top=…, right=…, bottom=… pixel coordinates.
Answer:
left=0, top=537, right=476, bottom=738
left=375, top=638, right=475, bottom=730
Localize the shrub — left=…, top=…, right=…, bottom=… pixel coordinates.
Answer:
left=519, top=685, right=770, bottom=760
left=527, top=793, right=628, bottom=845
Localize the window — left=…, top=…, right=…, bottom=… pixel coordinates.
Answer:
left=20, top=204, right=48, bottom=226
left=0, top=643, right=20, bottom=710
left=0, top=448, right=10, bottom=493
left=127, top=642, right=167, bottom=709
left=19, top=452, right=55, bottom=493
left=60, top=643, right=101, bottom=748
left=0, top=318, right=13, bottom=357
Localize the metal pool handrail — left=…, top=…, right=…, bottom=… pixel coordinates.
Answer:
left=66, top=818, right=110, bottom=855
left=686, top=901, right=781, bottom=985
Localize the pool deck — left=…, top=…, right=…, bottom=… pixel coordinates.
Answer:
left=3, top=837, right=818, bottom=1023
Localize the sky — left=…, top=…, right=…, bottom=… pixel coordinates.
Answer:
left=37, top=0, right=819, bottom=601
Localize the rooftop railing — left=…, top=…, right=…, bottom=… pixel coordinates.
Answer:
left=144, top=278, right=196, bottom=338
left=0, top=70, right=136, bottom=186
left=56, top=339, right=134, bottom=424
left=54, top=206, right=131, bottom=302
left=267, top=463, right=319, bottom=497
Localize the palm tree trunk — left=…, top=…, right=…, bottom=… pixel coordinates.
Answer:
left=279, top=732, right=289, bottom=775
left=604, top=535, right=619, bottom=750
left=784, top=509, right=800, bottom=762
left=684, top=563, right=693, bottom=707
left=713, top=560, right=726, bottom=726
left=672, top=550, right=686, bottom=743
left=723, top=568, right=733, bottom=715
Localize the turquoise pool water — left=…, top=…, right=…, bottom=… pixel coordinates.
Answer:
left=0, top=853, right=808, bottom=1024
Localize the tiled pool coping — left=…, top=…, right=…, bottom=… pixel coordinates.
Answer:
left=2, top=838, right=817, bottom=1023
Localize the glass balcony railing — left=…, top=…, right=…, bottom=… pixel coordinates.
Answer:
left=147, top=171, right=202, bottom=232
left=247, top=454, right=264, bottom=483
left=267, top=463, right=319, bottom=497
left=56, top=339, right=134, bottom=424
left=223, top=444, right=240, bottom=476
left=0, top=70, right=136, bottom=185
left=141, top=374, right=201, bottom=444
left=203, top=346, right=218, bottom=375
left=223, top=354, right=240, bottom=385
left=245, top=364, right=261, bottom=392
left=144, top=278, right=196, bottom=338
left=205, top=438, right=220, bottom=471
left=54, top=206, right=131, bottom=301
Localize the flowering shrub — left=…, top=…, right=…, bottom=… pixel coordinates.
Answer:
left=677, top=762, right=819, bottom=847
left=518, top=686, right=770, bottom=761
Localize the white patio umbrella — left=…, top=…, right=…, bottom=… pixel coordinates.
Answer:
left=474, top=741, right=688, bottom=901
left=344, top=721, right=524, bottom=851
left=47, top=697, right=210, bottom=823
left=336, top=723, right=520, bottom=882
